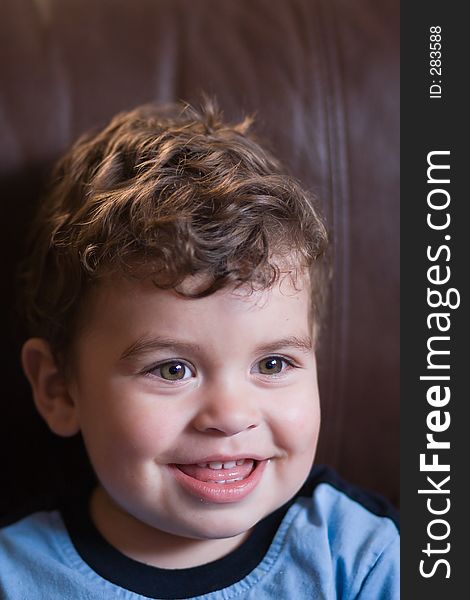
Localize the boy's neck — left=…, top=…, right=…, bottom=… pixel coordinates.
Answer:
left=89, top=485, right=252, bottom=569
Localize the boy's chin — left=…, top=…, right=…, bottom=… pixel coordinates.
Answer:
left=189, top=524, right=254, bottom=542
left=158, top=501, right=277, bottom=543
left=174, top=511, right=263, bottom=542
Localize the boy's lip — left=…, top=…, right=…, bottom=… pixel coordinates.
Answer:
left=169, top=459, right=268, bottom=503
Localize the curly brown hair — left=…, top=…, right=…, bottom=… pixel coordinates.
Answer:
left=18, top=99, right=329, bottom=367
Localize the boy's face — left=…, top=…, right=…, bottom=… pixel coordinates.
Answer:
left=67, top=272, right=320, bottom=547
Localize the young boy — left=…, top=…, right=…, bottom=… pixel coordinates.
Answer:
left=1, top=101, right=399, bottom=598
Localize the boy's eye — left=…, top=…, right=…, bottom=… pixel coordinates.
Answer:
left=256, top=356, right=288, bottom=375
left=152, top=361, right=193, bottom=381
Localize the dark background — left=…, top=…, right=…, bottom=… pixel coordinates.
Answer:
left=0, top=0, right=399, bottom=515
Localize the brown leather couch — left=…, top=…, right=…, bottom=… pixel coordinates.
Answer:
left=0, top=0, right=399, bottom=513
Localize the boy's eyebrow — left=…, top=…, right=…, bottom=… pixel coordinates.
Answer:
left=120, top=337, right=204, bottom=361
left=120, top=334, right=313, bottom=361
left=253, top=336, right=313, bottom=355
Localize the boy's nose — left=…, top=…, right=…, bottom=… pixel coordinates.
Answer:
left=191, top=380, right=261, bottom=436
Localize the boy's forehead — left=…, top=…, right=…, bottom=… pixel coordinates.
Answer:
left=82, top=267, right=312, bottom=331
left=67, top=269, right=315, bottom=377
left=77, top=247, right=313, bottom=326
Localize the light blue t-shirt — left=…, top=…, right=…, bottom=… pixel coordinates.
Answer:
left=0, top=467, right=399, bottom=599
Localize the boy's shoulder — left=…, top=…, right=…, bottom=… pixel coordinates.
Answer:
left=287, top=465, right=400, bottom=595
left=0, top=467, right=399, bottom=600
left=243, top=465, right=399, bottom=600
left=295, top=463, right=400, bottom=533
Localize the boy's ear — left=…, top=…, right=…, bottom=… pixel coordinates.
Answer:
left=21, top=338, right=80, bottom=437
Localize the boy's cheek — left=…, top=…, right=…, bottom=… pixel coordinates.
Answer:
left=270, top=400, right=320, bottom=455
left=84, top=414, right=173, bottom=459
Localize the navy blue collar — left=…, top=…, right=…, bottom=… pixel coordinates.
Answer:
left=61, top=485, right=289, bottom=599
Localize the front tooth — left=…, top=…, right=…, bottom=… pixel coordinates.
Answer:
left=222, top=461, right=236, bottom=469
left=236, top=459, right=245, bottom=466
left=208, top=462, right=223, bottom=469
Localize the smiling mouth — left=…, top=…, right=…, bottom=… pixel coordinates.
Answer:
left=175, top=459, right=256, bottom=484
left=169, top=458, right=267, bottom=503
